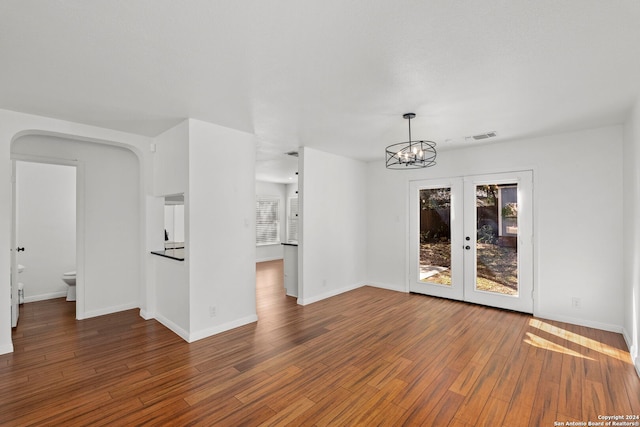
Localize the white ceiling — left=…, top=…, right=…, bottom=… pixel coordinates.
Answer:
left=1, top=1, right=639, bottom=182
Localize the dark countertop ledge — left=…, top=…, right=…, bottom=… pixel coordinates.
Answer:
left=151, top=248, right=185, bottom=261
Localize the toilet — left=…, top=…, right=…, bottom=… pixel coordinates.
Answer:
left=62, top=271, right=76, bottom=301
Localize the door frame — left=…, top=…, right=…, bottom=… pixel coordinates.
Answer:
left=408, top=178, right=464, bottom=301
left=11, top=155, right=85, bottom=320
left=11, top=161, right=18, bottom=327
left=462, top=170, right=534, bottom=313
left=408, top=170, right=534, bottom=314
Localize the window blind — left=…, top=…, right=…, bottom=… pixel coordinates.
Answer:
left=256, top=197, right=280, bottom=245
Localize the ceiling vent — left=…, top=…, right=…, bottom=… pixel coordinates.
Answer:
left=285, top=151, right=299, bottom=157
left=470, top=131, right=497, bottom=141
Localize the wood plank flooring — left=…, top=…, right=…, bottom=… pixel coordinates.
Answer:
left=1, top=259, right=638, bottom=425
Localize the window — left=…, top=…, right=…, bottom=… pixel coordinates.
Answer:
left=256, top=197, right=280, bottom=245
left=287, top=197, right=298, bottom=243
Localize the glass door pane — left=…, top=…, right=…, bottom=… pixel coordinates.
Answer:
left=463, top=171, right=533, bottom=314
left=409, top=179, right=464, bottom=301
left=475, top=184, right=518, bottom=295
left=419, top=188, right=452, bottom=285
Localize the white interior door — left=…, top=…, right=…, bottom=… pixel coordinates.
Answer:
left=410, top=171, right=534, bottom=314
left=10, top=160, right=19, bottom=327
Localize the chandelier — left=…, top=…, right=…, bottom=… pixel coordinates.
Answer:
left=385, top=113, right=437, bottom=169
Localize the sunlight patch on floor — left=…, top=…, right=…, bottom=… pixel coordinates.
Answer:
left=528, top=318, right=630, bottom=363
left=524, top=332, right=594, bottom=360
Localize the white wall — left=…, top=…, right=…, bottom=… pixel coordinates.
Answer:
left=16, top=161, right=76, bottom=301
left=173, top=205, right=185, bottom=242
left=286, top=183, right=299, bottom=243
left=154, top=120, right=189, bottom=196
left=0, top=109, right=151, bottom=355
left=163, top=204, right=185, bottom=243
left=286, top=182, right=298, bottom=199
left=367, top=125, right=624, bottom=332
left=188, top=119, right=257, bottom=341
left=623, top=98, right=640, bottom=375
left=152, top=120, right=190, bottom=337
left=12, top=135, right=142, bottom=318
left=256, top=180, right=286, bottom=262
left=299, top=147, right=368, bottom=305
left=151, top=119, right=258, bottom=342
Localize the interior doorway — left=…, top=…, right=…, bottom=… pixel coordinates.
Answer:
left=11, top=159, right=78, bottom=326
left=409, top=171, right=534, bottom=313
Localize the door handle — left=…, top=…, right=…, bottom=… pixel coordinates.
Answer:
left=16, top=247, right=24, bottom=252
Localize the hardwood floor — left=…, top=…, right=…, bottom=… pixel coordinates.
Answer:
left=1, top=259, right=638, bottom=426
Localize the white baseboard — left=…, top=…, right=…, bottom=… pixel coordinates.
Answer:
left=534, top=310, right=623, bottom=334
left=256, top=256, right=283, bottom=263
left=24, top=291, right=67, bottom=303
left=188, top=314, right=258, bottom=343
left=623, top=327, right=634, bottom=354
left=0, top=342, right=14, bottom=355
left=622, top=327, right=640, bottom=378
left=154, top=313, right=190, bottom=342
left=80, top=302, right=139, bottom=320
left=139, top=309, right=154, bottom=320
left=298, top=282, right=365, bottom=306
left=367, top=282, right=408, bottom=293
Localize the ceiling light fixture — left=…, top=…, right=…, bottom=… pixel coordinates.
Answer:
left=385, top=113, right=436, bottom=169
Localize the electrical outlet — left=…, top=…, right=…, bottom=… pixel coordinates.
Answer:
left=571, top=297, right=581, bottom=309
left=322, top=279, right=327, bottom=288
left=209, top=305, right=217, bottom=317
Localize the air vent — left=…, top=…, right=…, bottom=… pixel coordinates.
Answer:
left=471, top=131, right=497, bottom=141
left=285, top=151, right=299, bottom=157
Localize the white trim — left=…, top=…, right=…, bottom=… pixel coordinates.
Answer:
left=11, top=153, right=79, bottom=167
left=139, top=309, right=154, bottom=320
left=188, top=314, right=258, bottom=343
left=534, top=310, right=623, bottom=334
left=80, top=302, right=139, bottom=320
left=10, top=161, right=18, bottom=328
left=155, top=313, right=190, bottom=342
left=23, top=292, right=68, bottom=303
left=623, top=327, right=633, bottom=353
left=75, top=161, right=86, bottom=320
left=0, top=343, right=14, bottom=355
left=622, top=327, right=640, bottom=378
left=256, top=256, right=283, bottom=263
left=367, top=281, right=408, bottom=293
left=297, top=282, right=365, bottom=306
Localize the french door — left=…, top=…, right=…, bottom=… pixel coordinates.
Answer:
left=409, top=171, right=533, bottom=313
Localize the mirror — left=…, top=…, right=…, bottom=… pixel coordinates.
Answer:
left=164, top=194, right=184, bottom=250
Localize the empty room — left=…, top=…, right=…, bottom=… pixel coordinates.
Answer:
left=0, top=1, right=639, bottom=425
